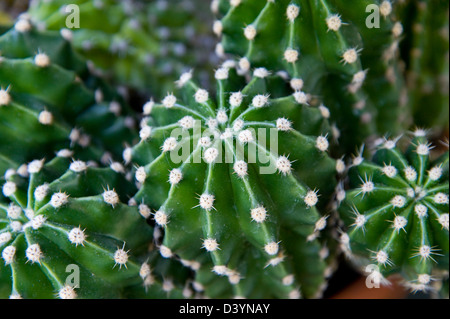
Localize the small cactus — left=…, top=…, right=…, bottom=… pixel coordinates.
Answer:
left=338, top=132, right=449, bottom=292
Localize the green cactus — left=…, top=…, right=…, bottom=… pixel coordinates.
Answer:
left=0, top=155, right=161, bottom=298
left=27, top=0, right=217, bottom=98
left=127, top=64, right=341, bottom=299
left=395, top=0, right=449, bottom=133
left=214, top=0, right=408, bottom=153
left=338, top=132, right=449, bottom=292
left=0, top=22, right=137, bottom=176
left=0, top=0, right=447, bottom=301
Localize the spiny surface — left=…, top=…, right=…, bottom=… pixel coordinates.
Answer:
left=0, top=156, right=162, bottom=299
left=129, top=65, right=339, bottom=298
left=338, top=133, right=449, bottom=293
left=215, top=0, right=408, bottom=153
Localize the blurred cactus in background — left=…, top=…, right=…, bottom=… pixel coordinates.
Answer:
left=395, top=0, right=449, bottom=135
left=28, top=0, right=218, bottom=99
left=0, top=22, right=137, bottom=176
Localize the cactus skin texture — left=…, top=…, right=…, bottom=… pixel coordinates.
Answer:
left=0, top=155, right=162, bottom=299
left=28, top=0, right=217, bottom=98
left=128, top=64, right=339, bottom=299
left=0, top=22, right=137, bottom=176
left=215, top=0, right=408, bottom=153
left=338, top=132, right=449, bottom=293
left=395, top=0, right=449, bottom=133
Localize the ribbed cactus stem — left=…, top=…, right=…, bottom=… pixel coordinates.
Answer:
left=128, top=63, right=338, bottom=298
left=216, top=0, right=408, bottom=153
left=0, top=156, right=159, bottom=298
left=338, top=131, right=449, bottom=292
left=0, top=23, right=137, bottom=175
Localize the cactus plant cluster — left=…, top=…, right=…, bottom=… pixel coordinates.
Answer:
left=0, top=0, right=448, bottom=299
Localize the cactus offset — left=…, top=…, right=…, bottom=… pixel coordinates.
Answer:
left=338, top=132, right=449, bottom=292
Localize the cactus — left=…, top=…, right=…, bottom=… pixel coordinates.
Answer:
left=338, top=132, right=449, bottom=292
left=214, top=0, right=408, bottom=153
left=127, top=64, right=340, bottom=299
left=28, top=0, right=217, bottom=98
left=0, top=155, right=159, bottom=298
left=0, top=0, right=447, bottom=300
left=0, top=21, right=137, bottom=176
left=395, top=0, right=449, bottom=133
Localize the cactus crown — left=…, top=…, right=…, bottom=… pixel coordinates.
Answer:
left=128, top=64, right=340, bottom=298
